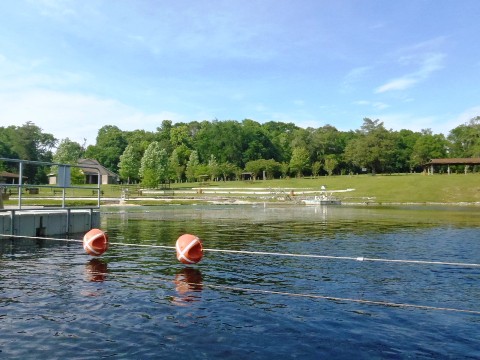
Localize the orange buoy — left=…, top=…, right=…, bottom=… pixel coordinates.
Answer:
left=83, top=228, right=109, bottom=256
left=176, top=234, right=203, bottom=264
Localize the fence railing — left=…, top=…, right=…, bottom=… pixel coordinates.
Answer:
left=0, top=158, right=102, bottom=210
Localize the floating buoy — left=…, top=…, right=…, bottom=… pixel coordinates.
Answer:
left=83, top=228, right=109, bottom=256
left=176, top=234, right=203, bottom=264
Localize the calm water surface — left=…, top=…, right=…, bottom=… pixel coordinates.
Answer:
left=1, top=204, right=479, bottom=359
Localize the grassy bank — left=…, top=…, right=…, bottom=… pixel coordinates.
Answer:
left=2, top=173, right=480, bottom=206
left=122, top=173, right=480, bottom=204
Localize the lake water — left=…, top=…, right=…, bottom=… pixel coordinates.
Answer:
left=1, top=204, right=479, bottom=359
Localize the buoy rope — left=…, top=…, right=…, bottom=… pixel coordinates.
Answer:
left=103, top=272, right=480, bottom=315
left=201, top=283, right=480, bottom=315
left=2, top=234, right=479, bottom=315
left=201, top=248, right=480, bottom=268
left=2, top=233, right=480, bottom=268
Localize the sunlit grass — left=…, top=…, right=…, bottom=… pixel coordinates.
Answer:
left=3, top=173, right=480, bottom=205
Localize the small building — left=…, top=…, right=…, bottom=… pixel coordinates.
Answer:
left=0, top=171, right=27, bottom=184
left=48, top=159, right=120, bottom=185
left=424, top=158, right=480, bottom=174
left=78, top=159, right=120, bottom=185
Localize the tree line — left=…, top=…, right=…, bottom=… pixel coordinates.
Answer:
left=1, top=116, right=480, bottom=186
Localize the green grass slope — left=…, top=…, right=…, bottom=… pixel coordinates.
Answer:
left=177, top=173, right=480, bottom=204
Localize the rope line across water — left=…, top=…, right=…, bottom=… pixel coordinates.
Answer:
left=105, top=272, right=480, bottom=315
left=1, top=233, right=480, bottom=268
left=3, top=234, right=480, bottom=315
left=202, top=283, right=480, bottom=315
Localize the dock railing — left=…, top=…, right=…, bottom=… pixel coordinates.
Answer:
left=0, top=157, right=102, bottom=210
left=0, top=158, right=103, bottom=236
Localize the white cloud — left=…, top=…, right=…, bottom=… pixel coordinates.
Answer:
left=29, top=0, right=76, bottom=18
left=373, top=113, right=438, bottom=132
left=447, top=106, right=480, bottom=129
left=353, top=100, right=389, bottom=110
left=370, top=106, right=480, bottom=135
left=341, top=66, right=371, bottom=92
left=375, top=78, right=418, bottom=93
left=0, top=89, right=185, bottom=146
left=375, top=52, right=446, bottom=93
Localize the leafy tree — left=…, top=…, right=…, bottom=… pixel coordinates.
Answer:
left=194, top=164, right=209, bottom=181
left=410, top=129, right=448, bottom=169
left=118, top=144, right=141, bottom=183
left=85, top=125, right=127, bottom=173
left=448, top=116, right=480, bottom=158
left=344, top=118, right=395, bottom=174
left=311, top=125, right=345, bottom=159
left=185, top=150, right=200, bottom=182
left=169, top=148, right=185, bottom=182
left=155, top=120, right=173, bottom=153
left=261, top=121, right=298, bottom=163
left=194, top=120, right=243, bottom=166
left=312, top=161, right=322, bottom=178
left=218, top=162, right=239, bottom=181
left=245, top=160, right=264, bottom=180
left=391, top=129, right=422, bottom=172
left=53, top=138, right=83, bottom=164
left=207, top=154, right=220, bottom=181
left=0, top=122, right=56, bottom=183
left=52, top=138, right=84, bottom=184
left=263, top=159, right=280, bottom=179
left=324, top=155, right=338, bottom=176
left=139, top=142, right=170, bottom=187
left=280, top=162, right=289, bottom=178
left=170, top=125, right=192, bottom=148
left=240, top=119, right=276, bottom=164
left=289, top=147, right=310, bottom=177
left=244, top=159, right=280, bottom=180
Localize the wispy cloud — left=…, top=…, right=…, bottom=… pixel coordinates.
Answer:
left=341, top=66, right=371, bottom=92
left=373, top=113, right=438, bottom=132
left=375, top=52, right=446, bottom=93
left=353, top=100, right=389, bottom=110
left=29, top=0, right=76, bottom=18
left=0, top=54, right=86, bottom=91
left=450, top=106, right=480, bottom=127
left=0, top=89, right=185, bottom=145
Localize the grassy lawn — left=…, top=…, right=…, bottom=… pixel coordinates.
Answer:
left=3, top=173, right=480, bottom=206
left=118, top=173, right=480, bottom=204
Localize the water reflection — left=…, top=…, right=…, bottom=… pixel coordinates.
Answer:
left=85, top=258, right=108, bottom=282
left=173, top=267, right=203, bottom=305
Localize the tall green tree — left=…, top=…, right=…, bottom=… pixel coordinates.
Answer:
left=139, top=142, right=170, bottom=187
left=0, top=122, right=57, bottom=183
left=410, top=129, right=448, bottom=169
left=344, top=118, right=395, bottom=174
left=289, top=147, right=310, bottom=177
left=52, top=138, right=84, bottom=184
left=218, top=162, right=238, bottom=181
left=324, top=155, right=338, bottom=176
left=312, top=161, right=322, bottom=178
left=53, top=138, right=83, bottom=164
left=207, top=154, right=220, bottom=181
left=118, top=144, right=142, bottom=183
left=85, top=125, right=127, bottom=173
left=185, top=150, right=200, bottom=182
left=448, top=116, right=480, bottom=158
left=169, top=148, right=185, bottom=182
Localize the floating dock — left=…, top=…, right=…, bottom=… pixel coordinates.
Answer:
left=0, top=157, right=103, bottom=238
left=0, top=208, right=100, bottom=237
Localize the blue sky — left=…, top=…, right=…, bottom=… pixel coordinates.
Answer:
left=1, top=0, right=479, bottom=145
